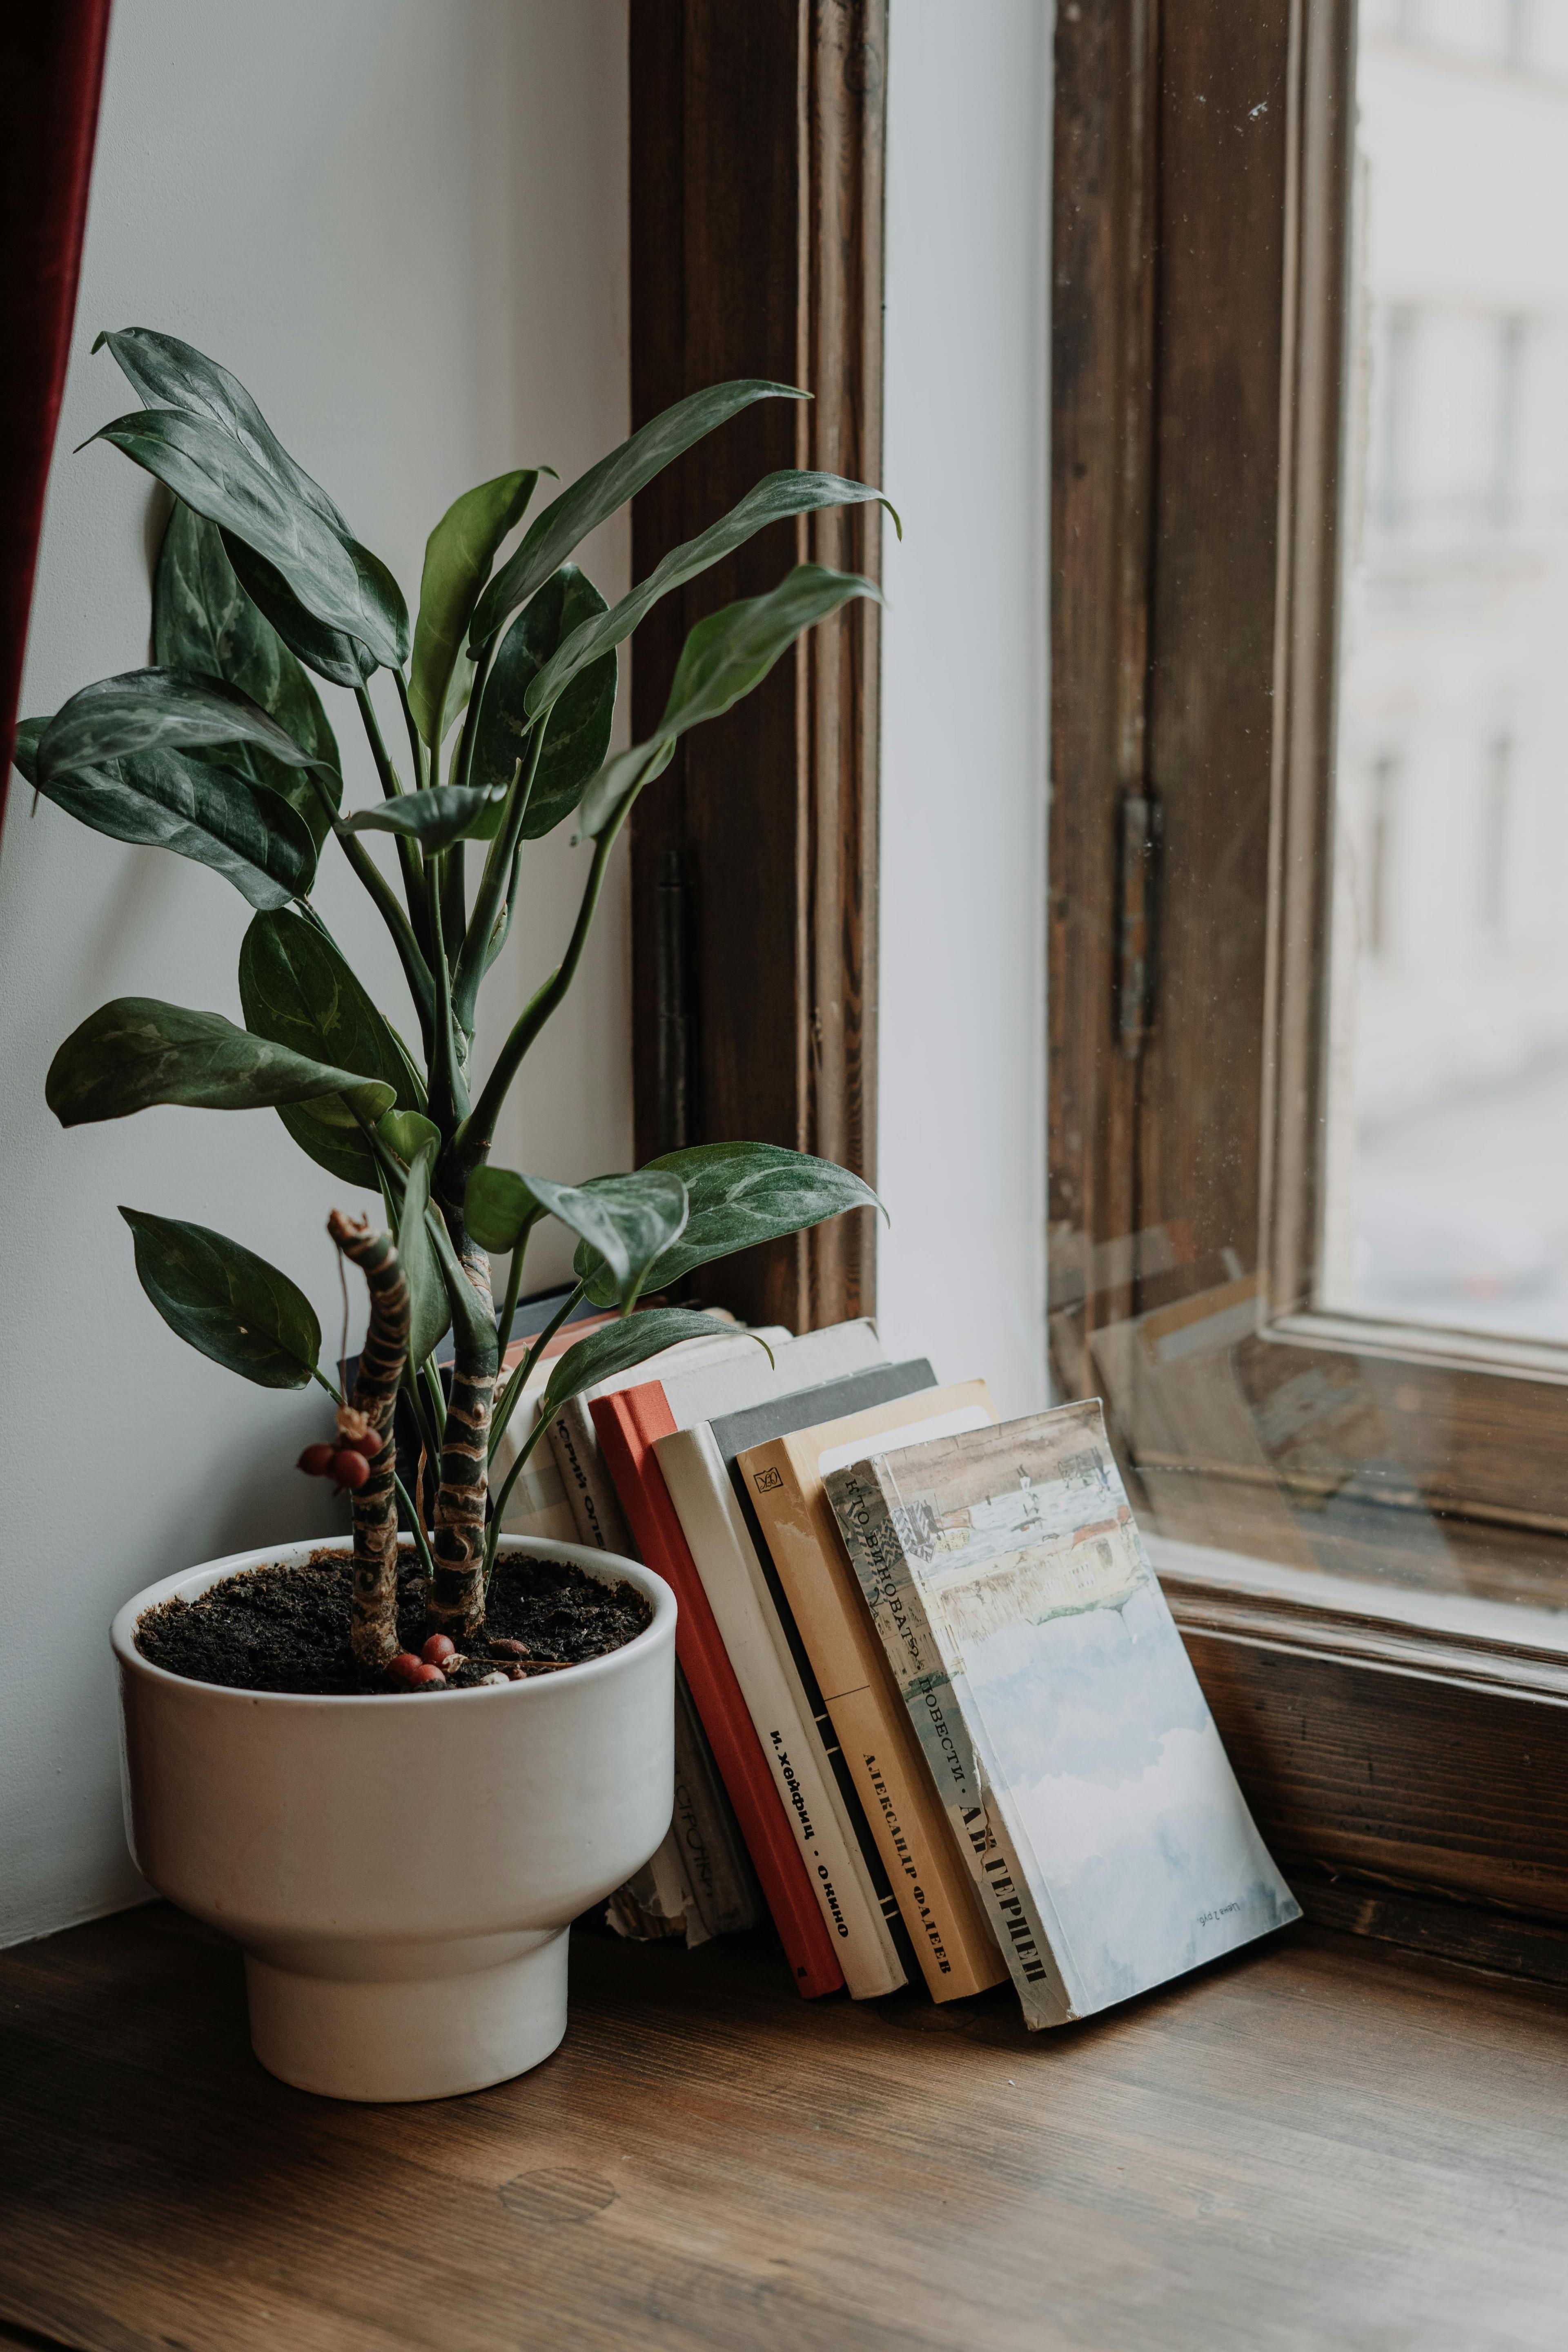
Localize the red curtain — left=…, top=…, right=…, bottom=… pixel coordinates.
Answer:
left=0, top=2, right=114, bottom=829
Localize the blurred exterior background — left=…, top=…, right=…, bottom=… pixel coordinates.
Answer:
left=1326, top=0, right=1568, bottom=1342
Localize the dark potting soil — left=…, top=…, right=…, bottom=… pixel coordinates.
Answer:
left=135, top=1550, right=650, bottom=1696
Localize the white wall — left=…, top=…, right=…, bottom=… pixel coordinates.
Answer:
left=877, top=1, right=1052, bottom=1417
left=0, top=0, right=630, bottom=1945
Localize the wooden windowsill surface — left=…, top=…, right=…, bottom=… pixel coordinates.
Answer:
left=4, top=1907, right=1568, bottom=2349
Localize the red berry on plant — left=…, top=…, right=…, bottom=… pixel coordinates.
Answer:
left=386, top=1652, right=424, bottom=1686
left=355, top=1428, right=384, bottom=1457
left=410, top=1663, right=446, bottom=1688
left=331, top=1448, right=370, bottom=1491
left=422, top=1635, right=456, bottom=1666
left=297, top=1442, right=335, bottom=1477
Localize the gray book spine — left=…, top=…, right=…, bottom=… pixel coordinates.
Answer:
left=825, top=1457, right=1070, bottom=2028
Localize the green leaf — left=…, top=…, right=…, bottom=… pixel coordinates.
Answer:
left=398, top=1142, right=452, bottom=1370
left=469, top=379, right=809, bottom=650
left=94, top=328, right=408, bottom=675
left=663, top=563, right=881, bottom=735
left=239, top=911, right=416, bottom=1183
left=575, top=567, right=879, bottom=844
left=119, top=1207, right=321, bottom=1390
left=47, top=998, right=396, bottom=1128
left=96, top=328, right=355, bottom=536
left=40, top=666, right=331, bottom=787
left=469, top=1167, right=688, bottom=1313
left=223, top=532, right=375, bottom=690
left=576, top=1141, right=883, bottom=1307
left=30, top=743, right=316, bottom=911
left=574, top=739, right=675, bottom=845
left=91, top=408, right=408, bottom=670
left=470, top=566, right=618, bottom=840
left=463, top=1165, right=545, bottom=1254
left=340, top=785, right=507, bottom=853
left=409, top=469, right=541, bottom=748
left=539, top=1307, right=769, bottom=1422
left=155, top=501, right=342, bottom=847
left=526, top=472, right=899, bottom=720
left=10, top=717, right=45, bottom=787
left=377, top=1107, right=440, bottom=1166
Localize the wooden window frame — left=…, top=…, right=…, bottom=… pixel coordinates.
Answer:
left=1050, top=0, right=1568, bottom=1969
left=626, top=0, right=886, bottom=1339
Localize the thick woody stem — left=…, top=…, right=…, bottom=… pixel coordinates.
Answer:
left=327, top=1212, right=411, bottom=1673
left=427, top=1233, right=497, bottom=1644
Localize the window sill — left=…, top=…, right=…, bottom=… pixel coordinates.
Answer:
left=1154, top=1533, right=1568, bottom=1972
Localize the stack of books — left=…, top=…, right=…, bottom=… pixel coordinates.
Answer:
left=494, top=1306, right=1301, bottom=2027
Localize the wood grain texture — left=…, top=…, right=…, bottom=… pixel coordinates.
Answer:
left=628, top=0, right=885, bottom=1336
left=1047, top=0, right=1155, bottom=1348
left=1155, top=1546, right=1568, bottom=1941
left=4, top=1905, right=1568, bottom=2350
left=1184, top=1628, right=1568, bottom=1921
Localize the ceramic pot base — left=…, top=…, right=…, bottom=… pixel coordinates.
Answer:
left=245, top=1926, right=570, bottom=2102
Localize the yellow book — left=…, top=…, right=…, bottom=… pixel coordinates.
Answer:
left=737, top=1381, right=1007, bottom=2002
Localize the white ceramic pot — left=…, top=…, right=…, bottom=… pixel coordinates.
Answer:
left=112, top=1534, right=675, bottom=2103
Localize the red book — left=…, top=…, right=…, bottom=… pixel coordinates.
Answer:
left=592, top=1384, right=845, bottom=2000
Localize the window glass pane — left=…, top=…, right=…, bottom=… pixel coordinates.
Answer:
left=1325, top=7, right=1568, bottom=1341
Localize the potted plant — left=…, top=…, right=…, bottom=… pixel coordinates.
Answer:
left=16, top=329, right=892, bottom=2101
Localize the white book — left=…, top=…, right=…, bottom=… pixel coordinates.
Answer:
left=655, top=1420, right=907, bottom=1999
left=656, top=1318, right=883, bottom=1428
left=547, top=1326, right=796, bottom=1559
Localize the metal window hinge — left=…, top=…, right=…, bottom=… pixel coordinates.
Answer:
left=1116, top=790, right=1163, bottom=1058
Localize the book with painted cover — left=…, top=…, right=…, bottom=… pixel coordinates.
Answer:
left=731, top=1380, right=1009, bottom=2004
left=825, top=1401, right=1300, bottom=2027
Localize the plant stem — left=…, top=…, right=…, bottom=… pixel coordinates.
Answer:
left=484, top=1406, right=552, bottom=1581
left=481, top=836, right=527, bottom=980
left=401, top=1355, right=440, bottom=1468
left=392, top=669, right=428, bottom=793
left=328, top=1212, right=412, bottom=1671
left=452, top=718, right=547, bottom=1031
left=487, top=1276, right=586, bottom=1463
left=455, top=824, right=616, bottom=1163
left=420, top=1358, right=448, bottom=1450
left=441, top=842, right=467, bottom=973
left=315, top=1289, right=439, bottom=1594
left=494, top=1228, right=530, bottom=1359
left=394, top=1475, right=439, bottom=1585
left=454, top=628, right=499, bottom=798
left=424, top=1209, right=499, bottom=1642
left=308, top=769, right=435, bottom=1051
left=354, top=683, right=430, bottom=959
left=424, top=853, right=468, bottom=1135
